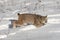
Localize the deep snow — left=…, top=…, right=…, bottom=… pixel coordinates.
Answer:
left=0, top=0, right=60, bottom=40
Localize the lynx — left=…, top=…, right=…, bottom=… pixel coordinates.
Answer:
left=12, top=13, right=47, bottom=28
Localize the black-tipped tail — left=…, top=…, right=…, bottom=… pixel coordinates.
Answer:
left=18, top=13, right=20, bottom=15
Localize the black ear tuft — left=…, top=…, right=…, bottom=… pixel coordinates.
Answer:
left=18, top=13, right=20, bottom=15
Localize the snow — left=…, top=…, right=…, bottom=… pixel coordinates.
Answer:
left=0, top=0, right=60, bottom=40
left=0, top=35, right=7, bottom=39
left=49, top=31, right=60, bottom=33
left=25, top=3, right=32, bottom=6
left=48, top=14, right=60, bottom=17
left=0, top=25, right=8, bottom=30
left=47, top=18, right=60, bottom=24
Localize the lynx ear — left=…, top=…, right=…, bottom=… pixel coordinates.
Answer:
left=18, top=13, right=20, bottom=15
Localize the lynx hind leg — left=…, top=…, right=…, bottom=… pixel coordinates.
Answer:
left=13, top=20, right=17, bottom=28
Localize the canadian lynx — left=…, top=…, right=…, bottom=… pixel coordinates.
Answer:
left=13, top=13, right=47, bottom=28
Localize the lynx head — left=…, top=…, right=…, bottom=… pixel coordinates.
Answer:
left=40, top=15, right=47, bottom=25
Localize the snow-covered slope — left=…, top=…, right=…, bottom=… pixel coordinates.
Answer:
left=0, top=0, right=60, bottom=40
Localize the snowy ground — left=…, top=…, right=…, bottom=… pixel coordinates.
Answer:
left=0, top=0, right=60, bottom=40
